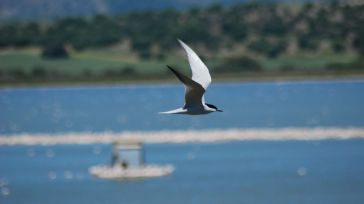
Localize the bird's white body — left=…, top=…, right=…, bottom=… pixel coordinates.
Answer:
left=160, top=39, right=222, bottom=115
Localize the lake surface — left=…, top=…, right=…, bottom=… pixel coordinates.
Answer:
left=1, top=80, right=364, bottom=204
left=1, top=80, right=364, bottom=134
left=1, top=140, right=364, bottom=204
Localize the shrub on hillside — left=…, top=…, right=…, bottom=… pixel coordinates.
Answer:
left=215, top=56, right=261, bottom=73
left=103, top=66, right=138, bottom=77
left=31, top=66, right=47, bottom=78
left=41, top=42, right=69, bottom=59
left=326, top=60, right=364, bottom=71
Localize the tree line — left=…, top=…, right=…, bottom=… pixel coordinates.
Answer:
left=0, top=2, right=363, bottom=59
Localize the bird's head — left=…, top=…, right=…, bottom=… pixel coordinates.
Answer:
left=206, top=103, right=223, bottom=112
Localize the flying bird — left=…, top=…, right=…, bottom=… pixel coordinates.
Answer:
left=159, top=39, right=222, bottom=115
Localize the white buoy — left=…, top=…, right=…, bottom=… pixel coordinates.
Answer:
left=64, top=171, right=73, bottom=179
left=48, top=171, right=57, bottom=180
left=297, top=167, right=307, bottom=176
left=1, top=187, right=10, bottom=197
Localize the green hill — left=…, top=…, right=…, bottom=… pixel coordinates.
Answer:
left=0, top=0, right=330, bottom=20
left=0, top=2, right=363, bottom=85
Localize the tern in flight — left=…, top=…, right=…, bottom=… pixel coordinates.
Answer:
left=160, top=39, right=222, bottom=115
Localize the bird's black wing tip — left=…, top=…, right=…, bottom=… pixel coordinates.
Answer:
left=165, top=65, right=185, bottom=84
left=166, top=65, right=176, bottom=73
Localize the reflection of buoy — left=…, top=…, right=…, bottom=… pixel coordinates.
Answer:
left=48, top=171, right=57, bottom=180
left=1, top=187, right=10, bottom=197
left=297, top=167, right=307, bottom=176
left=46, top=149, right=55, bottom=158
left=64, top=171, right=73, bottom=179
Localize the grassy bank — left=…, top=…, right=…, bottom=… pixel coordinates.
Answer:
left=0, top=47, right=363, bottom=88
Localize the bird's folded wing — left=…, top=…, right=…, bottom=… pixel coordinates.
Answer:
left=167, top=65, right=205, bottom=107
left=178, top=39, right=212, bottom=90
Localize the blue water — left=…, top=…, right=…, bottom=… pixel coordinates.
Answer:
left=1, top=80, right=364, bottom=134
left=1, top=140, right=364, bottom=204
left=1, top=80, right=364, bottom=204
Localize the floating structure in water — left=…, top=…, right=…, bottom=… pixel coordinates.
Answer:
left=89, top=140, right=174, bottom=180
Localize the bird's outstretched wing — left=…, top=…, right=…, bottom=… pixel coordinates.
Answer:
left=159, top=107, right=187, bottom=114
left=167, top=65, right=205, bottom=108
left=178, top=39, right=212, bottom=90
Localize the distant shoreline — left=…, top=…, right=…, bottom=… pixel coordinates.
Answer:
left=1, top=127, right=364, bottom=146
left=1, top=70, right=364, bottom=89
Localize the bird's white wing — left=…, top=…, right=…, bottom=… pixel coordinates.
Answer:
left=178, top=39, right=212, bottom=90
left=167, top=66, right=205, bottom=108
